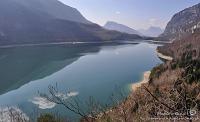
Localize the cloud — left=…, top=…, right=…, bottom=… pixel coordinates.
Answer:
left=149, top=18, right=157, bottom=25
left=148, top=18, right=167, bottom=29
left=115, top=11, right=121, bottom=14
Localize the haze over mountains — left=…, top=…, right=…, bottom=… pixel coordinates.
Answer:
left=138, top=26, right=164, bottom=37
left=159, top=3, right=200, bottom=41
left=0, top=0, right=142, bottom=46
left=103, top=21, right=164, bottom=37
left=104, top=21, right=142, bottom=35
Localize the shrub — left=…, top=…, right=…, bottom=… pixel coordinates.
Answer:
left=150, top=64, right=166, bottom=80
left=37, top=114, right=57, bottom=122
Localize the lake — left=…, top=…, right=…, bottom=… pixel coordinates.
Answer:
left=0, top=42, right=162, bottom=121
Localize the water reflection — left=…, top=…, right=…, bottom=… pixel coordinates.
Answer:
left=0, top=44, right=103, bottom=94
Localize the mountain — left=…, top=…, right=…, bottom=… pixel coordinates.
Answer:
left=13, top=0, right=91, bottom=24
left=103, top=21, right=142, bottom=35
left=138, top=26, right=163, bottom=37
left=159, top=3, right=200, bottom=41
left=0, top=0, right=142, bottom=46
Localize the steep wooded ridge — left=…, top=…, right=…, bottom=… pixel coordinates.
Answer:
left=136, top=3, right=200, bottom=121
left=0, top=0, right=142, bottom=46
left=94, top=33, right=200, bottom=122
left=159, top=3, right=200, bottom=41
left=158, top=31, right=200, bottom=58
left=95, top=3, right=200, bottom=122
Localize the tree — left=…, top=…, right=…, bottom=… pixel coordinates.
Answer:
left=40, top=85, right=108, bottom=122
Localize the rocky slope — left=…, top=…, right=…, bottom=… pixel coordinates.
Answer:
left=159, top=3, right=200, bottom=41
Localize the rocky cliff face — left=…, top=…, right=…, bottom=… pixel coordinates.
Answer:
left=159, top=3, right=200, bottom=41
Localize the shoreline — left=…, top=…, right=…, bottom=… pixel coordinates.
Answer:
left=0, top=41, right=141, bottom=49
left=132, top=71, right=151, bottom=91
left=0, top=41, right=113, bottom=48
left=0, top=40, right=158, bottom=49
left=156, top=49, right=173, bottom=61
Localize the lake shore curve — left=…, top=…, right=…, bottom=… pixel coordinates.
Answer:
left=132, top=71, right=151, bottom=91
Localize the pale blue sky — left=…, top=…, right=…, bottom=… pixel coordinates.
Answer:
left=59, top=0, right=200, bottom=29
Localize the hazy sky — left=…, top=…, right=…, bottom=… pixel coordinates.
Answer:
left=59, top=0, right=200, bottom=30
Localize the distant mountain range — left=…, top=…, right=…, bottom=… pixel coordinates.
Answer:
left=103, top=21, right=164, bottom=37
left=103, top=21, right=142, bottom=35
left=0, top=0, right=142, bottom=46
left=159, top=3, right=200, bottom=41
left=138, top=26, right=164, bottom=37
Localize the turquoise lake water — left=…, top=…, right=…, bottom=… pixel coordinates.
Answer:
left=0, top=42, right=162, bottom=120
